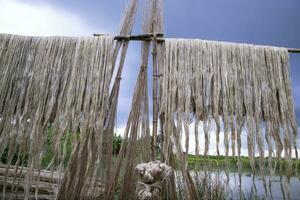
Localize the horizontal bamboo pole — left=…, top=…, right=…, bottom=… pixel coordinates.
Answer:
left=288, top=48, right=300, bottom=53
left=94, top=33, right=300, bottom=53
left=93, top=33, right=164, bottom=42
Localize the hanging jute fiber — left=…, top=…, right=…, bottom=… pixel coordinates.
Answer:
left=0, top=33, right=114, bottom=199
left=159, top=38, right=298, bottom=199
left=105, top=1, right=159, bottom=199
left=102, top=0, right=139, bottom=196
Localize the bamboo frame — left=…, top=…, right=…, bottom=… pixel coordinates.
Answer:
left=94, top=33, right=300, bottom=53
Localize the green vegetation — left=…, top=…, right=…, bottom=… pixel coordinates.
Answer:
left=113, top=135, right=122, bottom=155
left=187, top=154, right=300, bottom=174
left=0, top=129, right=123, bottom=169
left=1, top=145, right=28, bottom=166
left=0, top=128, right=74, bottom=168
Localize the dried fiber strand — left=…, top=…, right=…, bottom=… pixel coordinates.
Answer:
left=0, top=34, right=114, bottom=199
left=160, top=38, right=298, bottom=199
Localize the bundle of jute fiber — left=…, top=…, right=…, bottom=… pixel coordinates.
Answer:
left=159, top=38, right=298, bottom=199
left=0, top=34, right=114, bottom=199
left=135, top=161, right=173, bottom=200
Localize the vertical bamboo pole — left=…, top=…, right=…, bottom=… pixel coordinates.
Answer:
left=152, top=35, right=158, bottom=159
left=150, top=0, right=164, bottom=160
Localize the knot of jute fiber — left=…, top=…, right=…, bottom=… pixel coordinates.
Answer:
left=135, top=161, right=173, bottom=200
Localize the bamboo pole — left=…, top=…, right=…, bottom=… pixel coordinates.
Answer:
left=94, top=33, right=300, bottom=53
left=152, top=36, right=158, bottom=159
left=94, top=33, right=164, bottom=41
left=288, top=48, right=300, bottom=53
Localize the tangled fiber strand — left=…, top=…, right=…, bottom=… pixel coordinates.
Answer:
left=160, top=38, right=298, bottom=199
left=0, top=34, right=114, bottom=199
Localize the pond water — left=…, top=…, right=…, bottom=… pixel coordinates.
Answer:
left=225, top=172, right=300, bottom=199
left=195, top=171, right=300, bottom=199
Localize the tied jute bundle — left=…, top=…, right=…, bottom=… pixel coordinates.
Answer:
left=160, top=38, right=298, bottom=199
left=135, top=161, right=173, bottom=200
left=0, top=34, right=114, bottom=199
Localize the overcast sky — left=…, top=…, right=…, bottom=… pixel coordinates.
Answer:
left=1, top=0, right=299, bottom=156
